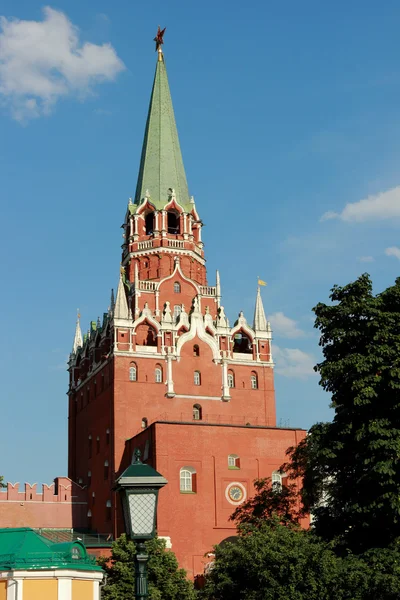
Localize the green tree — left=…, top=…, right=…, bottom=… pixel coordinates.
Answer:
left=286, top=274, right=400, bottom=553
left=98, top=534, right=195, bottom=600
left=0, top=475, right=4, bottom=489
left=229, top=477, right=301, bottom=527
left=201, top=520, right=344, bottom=600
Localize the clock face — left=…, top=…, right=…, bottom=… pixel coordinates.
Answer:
left=229, top=486, right=243, bottom=501
left=225, top=482, right=246, bottom=505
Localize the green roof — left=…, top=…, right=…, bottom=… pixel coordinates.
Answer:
left=0, top=528, right=102, bottom=572
left=132, top=53, right=191, bottom=213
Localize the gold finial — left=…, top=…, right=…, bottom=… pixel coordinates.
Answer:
left=77, top=308, right=81, bottom=320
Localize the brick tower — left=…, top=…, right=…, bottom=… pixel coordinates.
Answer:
left=68, top=43, right=305, bottom=577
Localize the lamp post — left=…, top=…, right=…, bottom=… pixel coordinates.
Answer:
left=114, top=448, right=168, bottom=599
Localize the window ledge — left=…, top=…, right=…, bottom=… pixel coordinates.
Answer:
left=228, top=466, right=240, bottom=470
left=180, top=491, right=197, bottom=494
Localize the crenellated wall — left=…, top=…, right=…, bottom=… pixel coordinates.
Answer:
left=0, top=477, right=88, bottom=529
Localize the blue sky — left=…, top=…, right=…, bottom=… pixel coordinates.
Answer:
left=1, top=1, right=400, bottom=485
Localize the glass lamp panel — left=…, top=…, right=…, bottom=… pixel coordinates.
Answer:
left=128, top=492, right=156, bottom=536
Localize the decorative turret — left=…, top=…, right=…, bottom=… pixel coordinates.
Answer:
left=114, top=271, right=130, bottom=320
left=72, top=312, right=83, bottom=354
left=253, top=286, right=268, bottom=333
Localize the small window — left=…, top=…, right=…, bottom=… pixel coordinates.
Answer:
left=227, top=371, right=235, bottom=388
left=251, top=372, right=258, bottom=389
left=173, top=305, right=182, bottom=322
left=106, top=499, right=112, bottom=521
left=193, top=404, right=202, bottom=421
left=193, top=344, right=200, bottom=357
left=174, top=282, right=181, bottom=293
left=180, top=467, right=197, bottom=493
left=194, top=371, right=201, bottom=386
left=129, top=363, right=137, bottom=382
left=88, top=435, right=92, bottom=458
left=106, top=428, right=110, bottom=445
left=104, top=460, right=109, bottom=480
left=272, top=470, right=284, bottom=492
left=145, top=213, right=154, bottom=235
left=96, top=436, right=100, bottom=454
left=228, top=454, right=240, bottom=469
left=87, top=471, right=92, bottom=486
left=142, top=417, right=148, bottom=429
left=155, top=366, right=163, bottom=383
left=71, top=546, right=81, bottom=560
left=92, top=492, right=95, bottom=506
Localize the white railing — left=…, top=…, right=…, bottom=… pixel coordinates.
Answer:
left=200, top=286, right=217, bottom=296
left=138, top=240, right=154, bottom=250
left=168, top=240, right=184, bottom=248
left=138, top=281, right=157, bottom=291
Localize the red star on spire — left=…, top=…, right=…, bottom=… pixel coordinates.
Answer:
left=154, top=26, right=166, bottom=51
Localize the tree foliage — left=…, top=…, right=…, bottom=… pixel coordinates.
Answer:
left=229, top=477, right=301, bottom=527
left=98, top=535, right=195, bottom=600
left=285, top=274, right=400, bottom=553
left=201, top=521, right=400, bottom=600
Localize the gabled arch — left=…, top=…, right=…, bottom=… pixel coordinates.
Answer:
left=163, top=196, right=185, bottom=214
left=136, top=197, right=156, bottom=216
left=176, top=315, right=220, bottom=361
left=157, top=257, right=200, bottom=295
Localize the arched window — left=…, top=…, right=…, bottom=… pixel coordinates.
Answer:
left=193, top=404, right=202, bottom=421
left=173, top=305, right=182, bottom=322
left=87, top=471, right=92, bottom=486
left=106, top=499, right=112, bottom=521
left=272, top=470, right=285, bottom=492
left=227, top=370, right=235, bottom=388
left=104, top=460, right=109, bottom=480
left=174, top=281, right=181, bottom=293
left=88, top=435, right=92, bottom=458
left=228, top=454, right=240, bottom=469
left=250, top=372, right=258, bottom=389
left=194, top=371, right=201, bottom=386
left=142, top=417, right=148, bottom=429
left=106, top=428, right=110, bottom=445
left=129, top=363, right=137, bottom=382
left=145, top=212, right=154, bottom=235
left=233, top=332, right=253, bottom=354
left=193, top=344, right=200, bottom=357
left=167, top=211, right=180, bottom=234
left=180, top=466, right=197, bottom=493
left=155, top=365, right=163, bottom=383
left=96, top=436, right=100, bottom=454
left=92, top=492, right=95, bottom=506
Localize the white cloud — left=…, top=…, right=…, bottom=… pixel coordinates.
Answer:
left=385, top=246, right=400, bottom=260
left=357, top=256, right=374, bottom=263
left=269, top=312, right=305, bottom=338
left=273, top=346, right=316, bottom=380
left=0, top=7, right=125, bottom=121
left=321, top=185, right=400, bottom=223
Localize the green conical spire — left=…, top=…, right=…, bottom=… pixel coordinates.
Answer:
left=132, top=50, right=191, bottom=212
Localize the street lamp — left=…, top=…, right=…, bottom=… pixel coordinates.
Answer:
left=114, top=448, right=168, bottom=599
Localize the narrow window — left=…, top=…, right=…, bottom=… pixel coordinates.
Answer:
left=173, top=305, right=182, bottom=322
left=167, top=211, right=179, bottom=234
left=228, top=454, right=240, bottom=469
left=227, top=370, right=235, bottom=388
left=193, top=404, right=202, bottom=421
left=101, top=373, right=104, bottom=391
left=96, top=436, right=100, bottom=454
left=180, top=467, right=197, bottom=493
left=104, top=460, right=109, bottom=480
left=106, top=428, right=110, bottom=445
left=92, top=492, right=95, bottom=506
left=106, top=500, right=112, bottom=521
left=272, top=470, right=283, bottom=492
left=88, top=435, right=92, bottom=458
left=87, top=471, right=92, bottom=486
left=142, top=417, right=148, bottom=429
left=193, top=344, right=200, bottom=357
left=145, top=212, right=154, bottom=235
left=155, top=366, right=163, bottom=383
left=251, top=372, right=258, bottom=389
left=129, top=363, right=137, bottom=382
left=174, top=281, right=181, bottom=293
left=87, top=509, right=92, bottom=527
left=194, top=371, right=201, bottom=386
